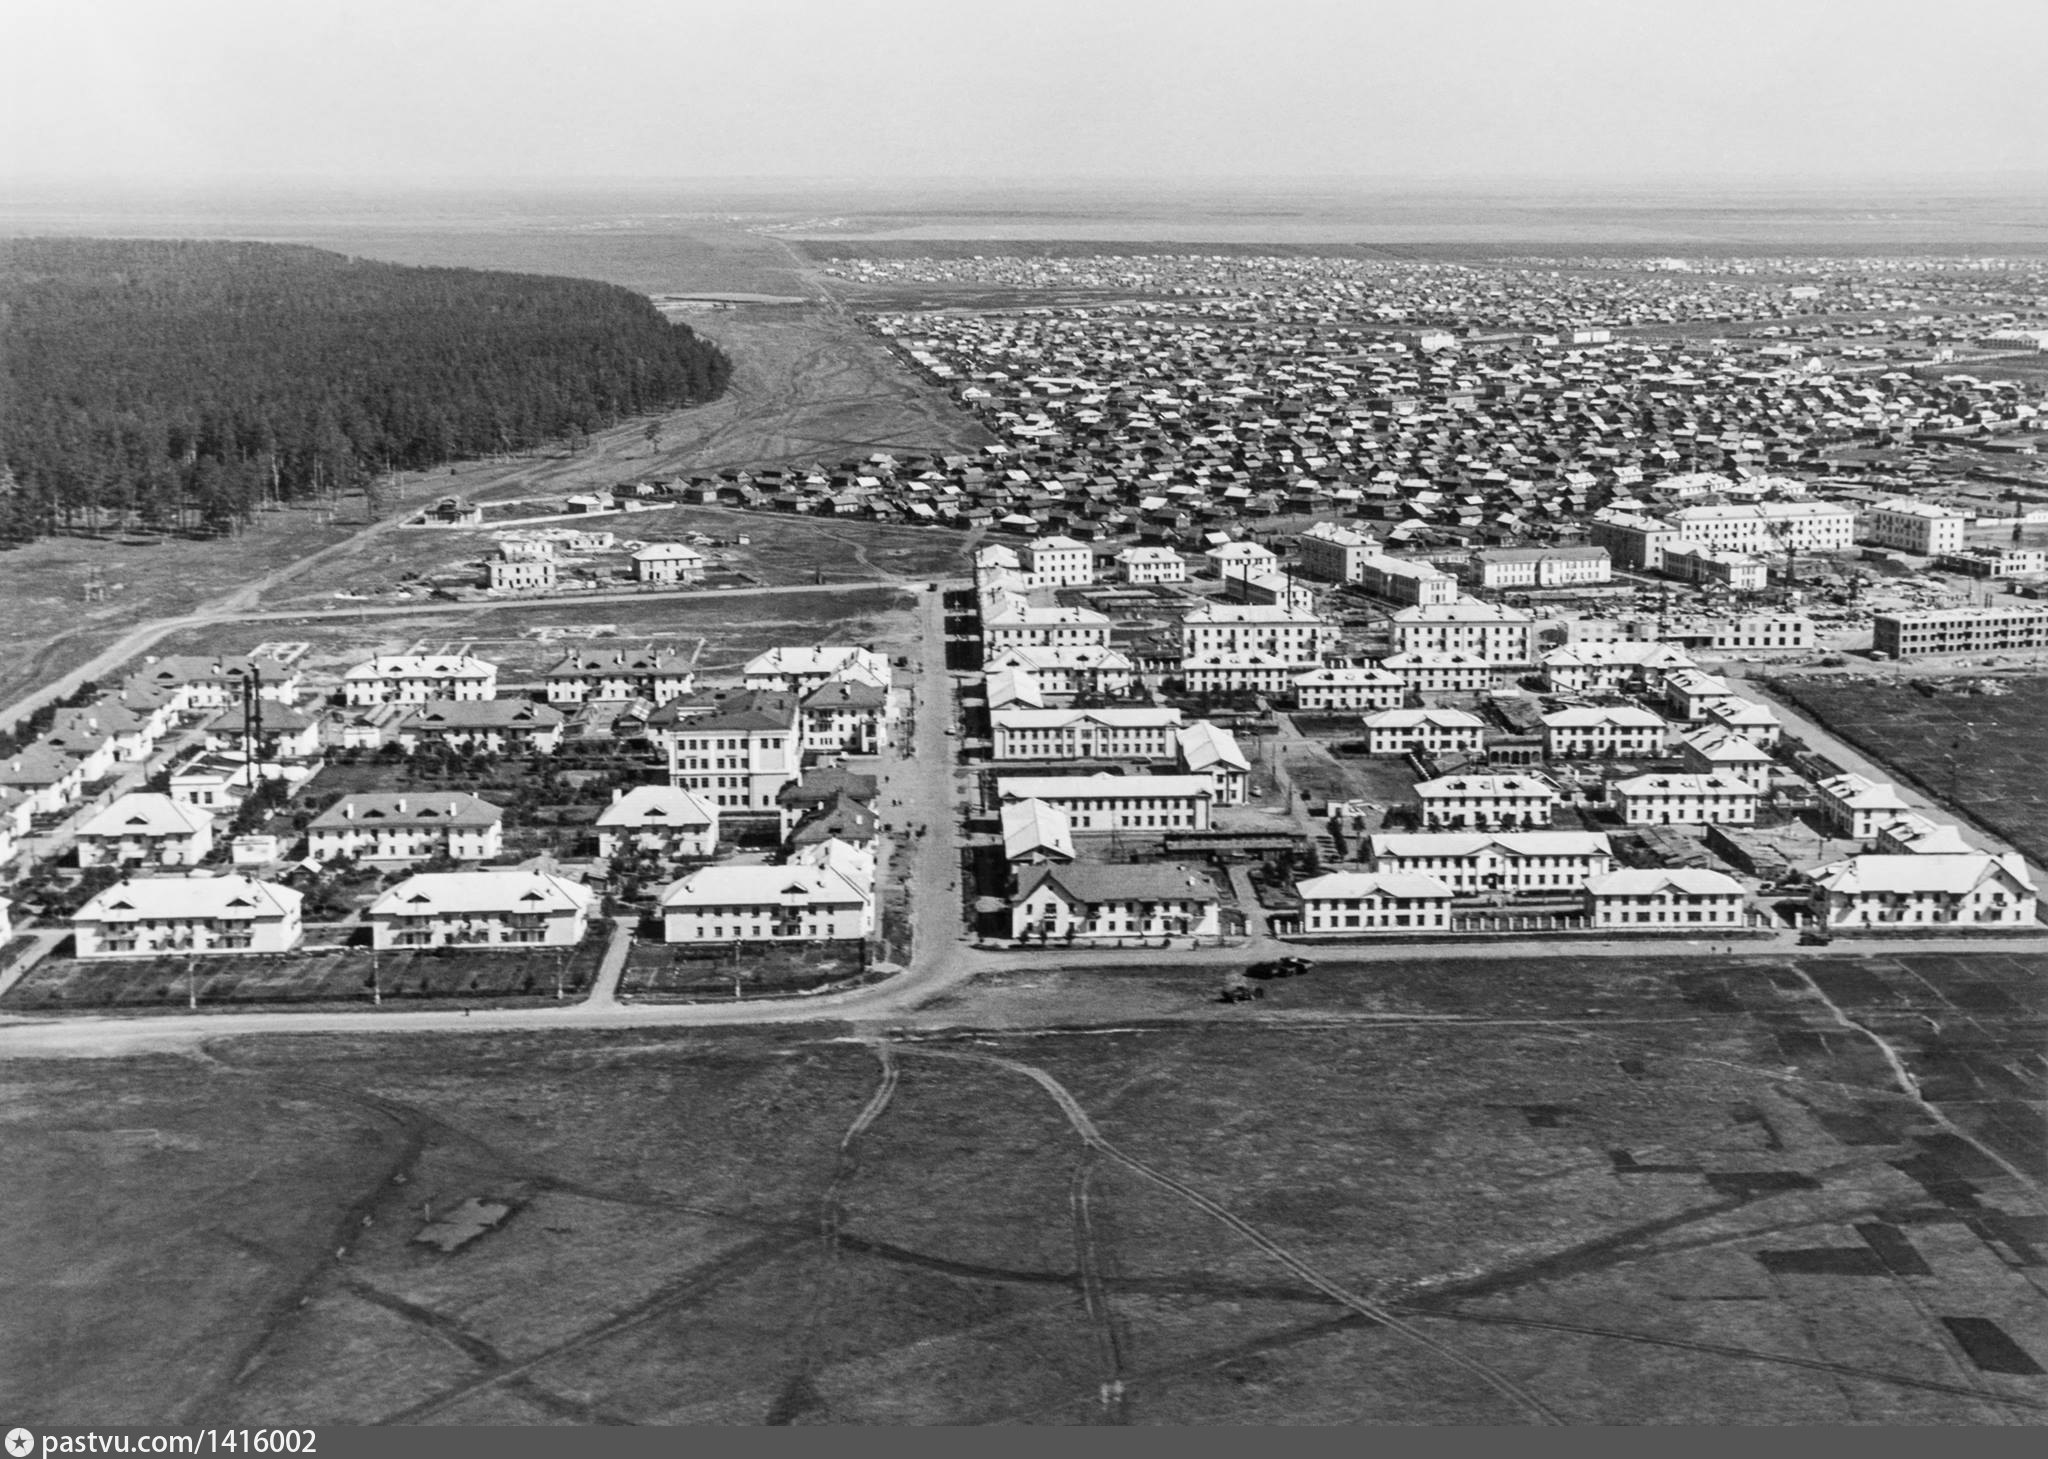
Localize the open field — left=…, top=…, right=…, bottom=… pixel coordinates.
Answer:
left=5, top=947, right=2042, bottom=1425
left=1766, top=675, right=2048, bottom=873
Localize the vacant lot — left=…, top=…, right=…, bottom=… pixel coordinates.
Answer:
left=1767, top=675, right=2048, bottom=871
left=5, top=947, right=2042, bottom=1425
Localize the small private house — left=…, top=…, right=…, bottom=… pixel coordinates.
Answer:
left=366, top=869, right=595, bottom=949
left=631, top=542, right=707, bottom=584
left=1584, top=868, right=1750, bottom=929
left=397, top=699, right=567, bottom=755
left=74, top=793, right=214, bottom=868
left=72, top=873, right=304, bottom=958
left=658, top=858, right=874, bottom=943
left=594, top=785, right=719, bottom=859
left=1360, top=708, right=1487, bottom=758
left=1808, top=853, right=2038, bottom=930
left=1293, top=872, right=1455, bottom=933
left=306, top=792, right=505, bottom=865
left=1009, top=862, right=1222, bottom=942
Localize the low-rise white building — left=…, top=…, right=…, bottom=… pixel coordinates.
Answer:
left=1360, top=708, right=1487, bottom=758
left=1863, top=498, right=1970, bottom=556
left=1541, top=706, right=1668, bottom=759
left=398, top=699, right=567, bottom=755
left=1660, top=544, right=1768, bottom=592
left=342, top=655, right=498, bottom=707
left=1290, top=666, right=1407, bottom=711
left=1585, top=869, right=1749, bottom=929
left=1294, top=872, right=1454, bottom=932
left=1390, top=598, right=1536, bottom=664
left=1541, top=641, right=1697, bottom=695
left=799, top=676, right=894, bottom=755
left=1810, top=853, right=2037, bottom=929
left=1357, top=552, right=1459, bottom=606
left=1011, top=861, right=1223, bottom=941
left=1023, top=535, right=1097, bottom=588
left=1379, top=651, right=1508, bottom=694
left=659, top=856, right=874, bottom=943
left=1704, top=698, right=1783, bottom=746
left=981, top=599, right=1115, bottom=654
left=995, top=773, right=1214, bottom=831
left=368, top=870, right=595, bottom=949
left=1366, top=831, right=1615, bottom=895
left=1001, top=798, right=1075, bottom=864
left=1678, top=727, right=1775, bottom=790
left=1180, top=604, right=1332, bottom=662
left=1203, top=540, right=1280, bottom=580
left=981, top=646, right=1136, bottom=697
left=1815, top=773, right=1915, bottom=841
left=1662, top=669, right=1744, bottom=723
left=631, top=542, right=707, bottom=584
left=1466, top=546, right=1611, bottom=590
left=1412, top=773, right=1558, bottom=830
left=595, top=785, right=720, bottom=859
left=1175, top=721, right=1250, bottom=805
left=1295, top=521, right=1382, bottom=583
left=74, top=793, right=214, bottom=868
left=1114, top=546, right=1186, bottom=584
left=73, top=874, right=303, bottom=958
left=307, top=792, right=505, bottom=864
left=1873, top=813, right=1975, bottom=856
left=990, top=707, right=1183, bottom=761
left=544, top=647, right=697, bottom=706
left=487, top=556, right=559, bottom=592
left=1611, top=772, right=1759, bottom=826
left=1176, top=652, right=1306, bottom=694
left=742, top=646, right=891, bottom=694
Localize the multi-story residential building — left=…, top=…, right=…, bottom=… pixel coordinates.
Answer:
left=1466, top=546, right=1611, bottom=590
left=1936, top=546, right=2048, bottom=578
left=367, top=869, right=595, bottom=949
left=995, top=773, right=1214, bottom=831
left=1584, top=869, right=1749, bottom=929
left=1356, top=552, right=1459, bottom=606
left=74, top=793, right=214, bottom=868
left=73, top=874, right=303, bottom=958
left=307, top=792, right=505, bottom=865
left=1114, top=545, right=1186, bottom=583
left=1678, top=727, right=1776, bottom=789
left=397, top=700, right=567, bottom=755
left=1809, top=853, right=2038, bottom=930
left=342, top=654, right=498, bottom=707
left=544, top=647, right=697, bottom=706
left=1175, top=653, right=1306, bottom=694
left=659, top=852, right=874, bottom=943
left=1010, top=862, right=1223, bottom=942
left=1022, top=535, right=1096, bottom=587
left=1660, top=544, right=1767, bottom=592
left=0, top=745, right=89, bottom=817
left=1662, top=668, right=1744, bottom=722
left=1664, top=501, right=1857, bottom=555
left=49, top=702, right=158, bottom=765
left=1293, top=872, right=1454, bottom=933
left=1290, top=666, right=1407, bottom=710
left=1664, top=614, right=1815, bottom=651
left=991, top=707, right=1183, bottom=761
left=1815, top=772, right=1914, bottom=841
left=1389, top=598, right=1536, bottom=663
left=1590, top=513, right=1681, bottom=571
left=1366, top=831, right=1614, bottom=895
left=981, top=598, right=1115, bottom=654
left=1295, top=521, right=1382, bottom=583
left=1541, top=706, right=1668, bottom=759
left=743, top=646, right=891, bottom=694
left=661, top=691, right=803, bottom=812
left=1874, top=813, right=1975, bottom=856
left=1222, top=569, right=1319, bottom=616
left=130, top=654, right=303, bottom=712
left=1203, top=540, right=1280, bottom=580
left=1360, top=708, right=1487, bottom=758
left=1611, top=772, right=1759, bottom=826
left=1378, top=651, right=1508, bottom=694
left=1703, top=698, right=1783, bottom=745
left=487, top=556, right=558, bottom=591
left=1872, top=605, right=2048, bottom=658
left=631, top=542, right=707, bottom=584
left=1180, top=604, right=1332, bottom=662
left=1412, top=773, right=1558, bottom=830
left=1863, top=498, right=1970, bottom=556
left=1541, top=641, right=1696, bottom=694
left=1175, top=721, right=1249, bottom=805
left=799, top=676, right=894, bottom=754
left=981, top=646, right=1136, bottom=697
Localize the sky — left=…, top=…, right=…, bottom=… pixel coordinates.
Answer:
left=6, top=0, right=2046, bottom=186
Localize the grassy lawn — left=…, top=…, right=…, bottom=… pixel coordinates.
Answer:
left=616, top=935, right=873, bottom=998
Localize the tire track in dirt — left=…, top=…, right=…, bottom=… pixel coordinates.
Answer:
left=893, top=1043, right=1566, bottom=1426
left=1070, top=1152, right=1129, bottom=1423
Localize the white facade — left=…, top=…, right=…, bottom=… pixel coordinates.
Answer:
left=1585, top=869, right=1749, bottom=929
left=1180, top=604, right=1332, bottom=663
left=1294, top=872, right=1454, bottom=932
left=982, top=600, right=1114, bottom=654
left=1295, top=521, right=1381, bottom=583
left=487, top=556, right=558, bottom=591
left=1413, top=774, right=1559, bottom=830
left=1175, top=721, right=1250, bottom=805
left=1390, top=598, right=1536, bottom=663
left=1811, top=853, right=2037, bottom=929
left=1468, top=547, right=1611, bottom=589
left=1023, top=536, right=1097, bottom=588
left=1378, top=651, right=1508, bottom=693
left=663, top=693, right=802, bottom=811
left=74, top=793, right=214, bottom=868
left=73, top=874, right=303, bottom=958
left=1357, top=553, right=1459, bottom=606
left=1291, top=666, right=1407, bottom=710
left=991, top=707, right=1183, bottom=761
left=742, top=646, right=891, bottom=695
left=632, top=542, right=707, bottom=583
left=1664, top=501, right=1857, bottom=555
left=1367, top=831, right=1614, bottom=895
left=1115, top=546, right=1186, bottom=583
left=368, top=870, right=595, bottom=949
left=1611, top=772, right=1759, bottom=826
left=1011, top=862, right=1222, bottom=941
left=1176, top=653, right=1307, bottom=694
left=996, top=773, right=1214, bottom=831
left=1541, top=706, right=1668, bottom=759
left=545, top=648, right=696, bottom=706
left=981, top=647, right=1136, bottom=696
left=307, top=793, right=505, bottom=865
left=1541, top=641, right=1696, bottom=695
left=595, top=785, right=720, bottom=858
left=1864, top=499, right=1970, bottom=556
left=1815, top=773, right=1914, bottom=841
left=1360, top=708, right=1487, bottom=758
left=659, top=859, right=873, bottom=943
left=342, top=655, right=498, bottom=707
left=1660, top=545, right=1767, bottom=592
left=1678, top=728, right=1775, bottom=790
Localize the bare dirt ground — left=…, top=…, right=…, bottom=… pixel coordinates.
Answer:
left=3, top=947, right=2041, bottom=1427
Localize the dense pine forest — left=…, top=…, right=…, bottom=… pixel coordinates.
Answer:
left=0, top=238, right=731, bottom=542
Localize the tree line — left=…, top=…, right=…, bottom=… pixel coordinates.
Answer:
left=0, top=238, right=731, bottom=542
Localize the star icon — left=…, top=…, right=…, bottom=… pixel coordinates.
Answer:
left=5, top=1429, right=34, bottom=1459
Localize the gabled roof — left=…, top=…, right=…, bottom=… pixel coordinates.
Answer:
left=1542, top=706, right=1666, bottom=728
left=310, top=792, right=505, bottom=829
left=1296, top=871, right=1453, bottom=900
left=1365, top=708, right=1488, bottom=730
left=1016, top=861, right=1219, bottom=905
left=1809, top=853, right=2034, bottom=896
left=78, top=873, right=301, bottom=923
left=77, top=793, right=211, bottom=839
left=1001, top=798, right=1075, bottom=862
left=344, top=654, right=496, bottom=681
left=1175, top=720, right=1249, bottom=772
left=400, top=699, right=565, bottom=730
left=1370, top=831, right=1611, bottom=859
left=368, top=870, right=593, bottom=917
left=595, top=785, right=718, bottom=829
left=658, top=863, right=869, bottom=908
left=1586, top=868, right=1746, bottom=896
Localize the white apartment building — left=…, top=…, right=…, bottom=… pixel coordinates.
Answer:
left=544, top=647, right=697, bottom=705
left=659, top=855, right=874, bottom=943
left=1541, top=641, right=1697, bottom=695
left=307, top=792, right=505, bottom=864
left=1863, top=498, right=1970, bottom=556
left=996, top=773, right=1214, bottom=831
left=662, top=691, right=803, bottom=812
left=982, top=600, right=1115, bottom=654
left=1115, top=546, right=1186, bottom=584
left=74, top=793, right=214, bottom=868
left=1872, top=605, right=2048, bottom=658
left=487, top=556, right=559, bottom=591
left=799, top=676, right=894, bottom=755
left=981, top=646, right=1136, bottom=696
left=1611, top=772, right=1759, bottom=826
left=367, top=870, right=595, bottom=950
left=1585, top=869, right=1749, bottom=929
left=1011, top=862, right=1223, bottom=942
left=1357, top=553, right=1459, bottom=606
left=342, top=655, right=498, bottom=707
left=1874, top=813, right=1975, bottom=856
left=990, top=706, right=1183, bottom=761
left=1295, top=521, right=1382, bottom=583
left=1412, top=773, right=1559, bottom=830
left=1662, top=669, right=1745, bottom=722
left=1360, top=708, right=1487, bottom=758
left=1180, top=604, right=1332, bottom=662
left=1294, top=872, right=1454, bottom=932
left=1176, top=653, right=1310, bottom=694
left=1390, top=598, right=1536, bottom=663
left=1660, top=545, right=1767, bottom=592
left=1378, top=651, right=1508, bottom=694
left=1001, top=798, right=1075, bottom=865
left=631, top=542, right=707, bottom=584
left=594, top=785, right=720, bottom=859
left=1367, top=831, right=1614, bottom=894
left=1466, top=546, right=1612, bottom=589
left=1704, top=699, right=1783, bottom=745
left=1023, top=535, right=1097, bottom=588
left=1291, top=666, right=1407, bottom=711
left=72, top=874, right=303, bottom=958
left=742, top=646, right=891, bottom=694
left=1810, top=853, right=2037, bottom=929
left=397, top=699, right=567, bottom=755
left=1541, top=706, right=1668, bottom=759
left=1815, top=772, right=1914, bottom=841
left=1203, top=540, right=1280, bottom=579
left=1664, top=501, right=1857, bottom=555
left=1678, top=728, right=1775, bottom=790
left=1175, top=721, right=1250, bottom=805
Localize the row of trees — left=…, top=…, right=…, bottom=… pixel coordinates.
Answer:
left=0, top=238, right=731, bottom=543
